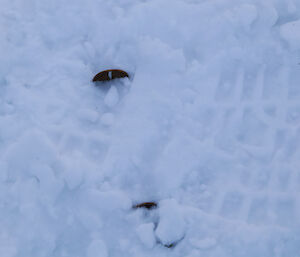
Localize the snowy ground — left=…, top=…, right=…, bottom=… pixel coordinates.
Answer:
left=1, top=0, right=300, bottom=256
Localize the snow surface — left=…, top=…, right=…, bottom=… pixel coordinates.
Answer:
left=1, top=0, right=300, bottom=256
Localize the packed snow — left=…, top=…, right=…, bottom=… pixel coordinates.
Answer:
left=1, top=0, right=300, bottom=256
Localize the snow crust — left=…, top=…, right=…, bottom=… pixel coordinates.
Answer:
left=1, top=0, right=300, bottom=256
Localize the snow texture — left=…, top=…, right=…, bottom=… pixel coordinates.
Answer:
left=155, top=199, right=185, bottom=245
left=136, top=223, right=156, bottom=249
left=86, top=239, right=108, bottom=257
left=1, top=0, right=300, bottom=256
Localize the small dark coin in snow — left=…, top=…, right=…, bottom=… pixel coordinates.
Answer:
left=132, top=202, right=158, bottom=210
left=159, top=236, right=185, bottom=249
left=92, top=69, right=129, bottom=82
left=163, top=243, right=175, bottom=248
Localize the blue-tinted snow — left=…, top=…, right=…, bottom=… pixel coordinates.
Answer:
left=1, top=0, right=300, bottom=256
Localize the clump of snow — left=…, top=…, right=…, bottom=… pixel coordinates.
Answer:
left=155, top=199, right=186, bottom=245
left=104, top=86, right=119, bottom=107
left=280, top=20, right=300, bottom=50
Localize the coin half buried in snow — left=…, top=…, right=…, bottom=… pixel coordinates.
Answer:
left=92, top=69, right=129, bottom=82
left=132, top=202, right=158, bottom=210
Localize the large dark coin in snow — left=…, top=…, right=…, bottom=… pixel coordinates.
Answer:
left=92, top=69, right=129, bottom=82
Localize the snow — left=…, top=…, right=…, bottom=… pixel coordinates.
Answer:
left=101, top=112, right=115, bottom=126
left=280, top=20, right=300, bottom=50
left=189, top=237, right=217, bottom=249
left=1, top=0, right=300, bottom=256
left=136, top=223, right=156, bottom=249
left=155, top=199, right=185, bottom=245
left=86, top=239, right=108, bottom=257
left=104, top=85, right=119, bottom=108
